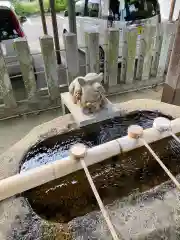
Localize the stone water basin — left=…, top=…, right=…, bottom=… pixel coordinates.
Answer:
left=1, top=100, right=180, bottom=239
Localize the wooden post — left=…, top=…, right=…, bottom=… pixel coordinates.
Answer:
left=161, top=16, right=180, bottom=105
left=40, top=35, right=60, bottom=100
left=106, top=28, right=119, bottom=87
left=126, top=28, right=138, bottom=83
left=150, top=24, right=163, bottom=77
left=0, top=46, right=17, bottom=108
left=120, top=28, right=128, bottom=83
left=14, top=38, right=37, bottom=101
left=164, top=22, right=177, bottom=73
left=169, top=0, right=176, bottom=21
left=85, top=32, right=99, bottom=73
left=67, top=0, right=77, bottom=33
left=136, top=27, right=146, bottom=80
left=142, top=26, right=156, bottom=80
left=63, top=32, right=79, bottom=84
left=157, top=22, right=176, bottom=78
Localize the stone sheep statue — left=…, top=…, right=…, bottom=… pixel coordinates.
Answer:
left=69, top=72, right=107, bottom=114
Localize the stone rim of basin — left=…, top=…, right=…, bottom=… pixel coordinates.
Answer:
left=1, top=99, right=180, bottom=239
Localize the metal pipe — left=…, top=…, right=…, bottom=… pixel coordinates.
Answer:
left=38, top=0, right=48, bottom=34
left=169, top=0, right=176, bottom=21
left=67, top=0, right=77, bottom=33
left=49, top=0, right=61, bottom=64
left=1, top=118, right=180, bottom=201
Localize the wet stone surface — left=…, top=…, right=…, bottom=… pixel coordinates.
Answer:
left=2, top=109, right=180, bottom=239
left=1, top=197, right=71, bottom=240
left=23, top=137, right=180, bottom=225
left=69, top=179, right=180, bottom=240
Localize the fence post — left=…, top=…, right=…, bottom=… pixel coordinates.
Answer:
left=142, top=26, right=156, bottom=80
left=106, top=28, right=119, bottom=87
left=63, top=32, right=79, bottom=84
left=161, top=16, right=180, bottom=105
left=136, top=26, right=146, bottom=80
left=150, top=23, right=163, bottom=77
left=40, top=35, right=60, bottom=100
left=14, top=38, right=37, bottom=101
left=120, top=28, right=128, bottom=83
left=0, top=46, right=17, bottom=108
left=85, top=32, right=99, bottom=73
left=164, top=22, right=177, bottom=73
left=126, top=28, right=138, bottom=83
left=157, top=22, right=176, bottom=78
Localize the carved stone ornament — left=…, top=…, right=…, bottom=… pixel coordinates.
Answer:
left=69, top=72, right=107, bottom=114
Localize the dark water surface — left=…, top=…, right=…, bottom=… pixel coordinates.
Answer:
left=20, top=111, right=173, bottom=172
left=20, top=110, right=180, bottom=224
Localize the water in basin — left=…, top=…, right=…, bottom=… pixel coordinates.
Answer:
left=19, top=110, right=180, bottom=228
left=21, top=110, right=173, bottom=172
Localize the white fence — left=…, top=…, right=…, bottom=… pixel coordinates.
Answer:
left=0, top=21, right=177, bottom=119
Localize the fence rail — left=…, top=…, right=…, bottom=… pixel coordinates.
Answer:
left=0, top=21, right=177, bottom=119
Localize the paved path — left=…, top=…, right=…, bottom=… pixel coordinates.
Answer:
left=23, top=14, right=67, bottom=53
left=11, top=14, right=85, bottom=100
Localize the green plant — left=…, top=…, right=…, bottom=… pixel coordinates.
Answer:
left=55, top=0, right=67, bottom=12
left=43, top=0, right=50, bottom=11
left=13, top=0, right=67, bottom=16
left=14, top=1, right=39, bottom=16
